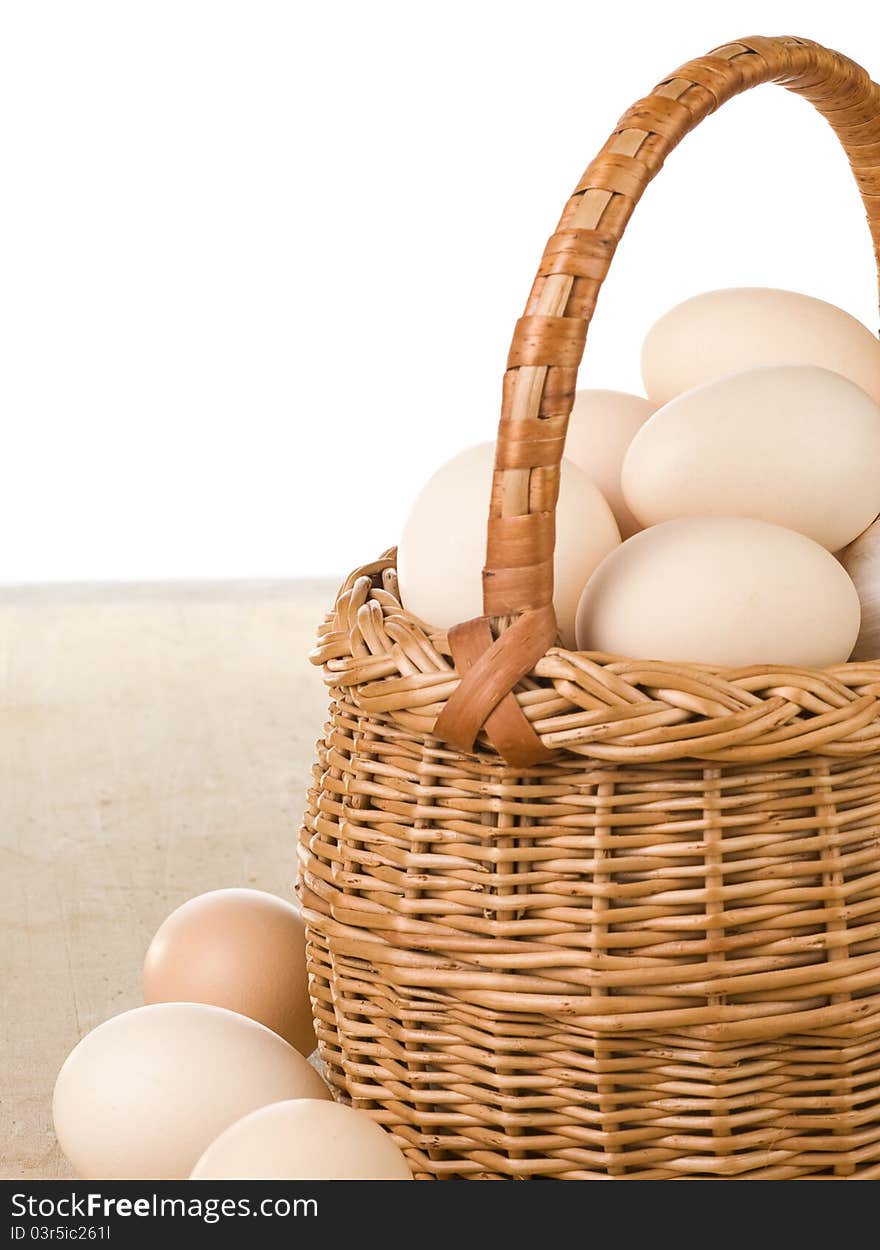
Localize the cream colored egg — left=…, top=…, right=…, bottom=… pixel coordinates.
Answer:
left=840, top=518, right=880, bottom=661
left=575, top=517, right=860, bottom=668
left=642, top=288, right=880, bottom=406
left=143, top=888, right=315, bottom=1057
left=563, top=390, right=656, bottom=538
left=622, top=366, right=880, bottom=551
left=52, top=1003, right=330, bottom=1180
left=190, top=1099, right=413, bottom=1180
left=397, top=442, right=620, bottom=648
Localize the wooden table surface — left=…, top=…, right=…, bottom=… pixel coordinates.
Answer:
left=0, top=580, right=336, bottom=1180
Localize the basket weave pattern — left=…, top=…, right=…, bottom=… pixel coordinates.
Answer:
left=299, top=37, right=880, bottom=1178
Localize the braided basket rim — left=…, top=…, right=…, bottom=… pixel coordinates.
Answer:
left=311, top=551, right=880, bottom=766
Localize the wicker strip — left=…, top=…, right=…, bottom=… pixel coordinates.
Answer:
left=441, top=617, right=554, bottom=767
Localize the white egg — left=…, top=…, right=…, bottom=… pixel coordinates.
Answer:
left=840, top=518, right=880, bottom=661
left=190, top=1099, right=413, bottom=1180
left=621, top=365, right=880, bottom=552
left=563, top=390, right=656, bottom=538
left=52, top=1003, right=330, bottom=1180
left=575, top=517, right=860, bottom=668
left=642, top=288, right=880, bottom=406
left=397, top=442, right=620, bottom=648
left=142, top=888, right=316, bottom=1057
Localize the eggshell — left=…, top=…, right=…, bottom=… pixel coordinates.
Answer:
left=563, top=390, right=656, bottom=538
left=397, top=442, right=620, bottom=648
left=190, top=1099, right=413, bottom=1180
left=575, top=517, right=860, bottom=668
left=143, top=888, right=315, bottom=1056
left=642, top=288, right=880, bottom=406
left=840, top=518, right=880, bottom=660
left=52, top=1003, right=330, bottom=1180
left=622, top=366, right=880, bottom=551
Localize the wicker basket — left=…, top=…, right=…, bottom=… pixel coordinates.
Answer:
left=299, top=35, right=880, bottom=1179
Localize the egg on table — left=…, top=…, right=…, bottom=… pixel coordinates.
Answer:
left=397, top=441, right=620, bottom=649
left=621, top=365, right=880, bottom=551
left=190, top=1099, right=413, bottom=1180
left=563, top=389, right=656, bottom=539
left=641, top=287, right=880, bottom=406
left=52, top=1003, right=330, bottom=1180
left=575, top=516, right=860, bottom=668
left=143, top=888, right=315, bottom=1057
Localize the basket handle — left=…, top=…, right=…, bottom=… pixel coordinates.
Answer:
left=436, top=35, right=880, bottom=764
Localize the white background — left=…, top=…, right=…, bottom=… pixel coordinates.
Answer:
left=1, top=1, right=878, bottom=584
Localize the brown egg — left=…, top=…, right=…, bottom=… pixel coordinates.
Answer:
left=143, top=888, right=316, bottom=1056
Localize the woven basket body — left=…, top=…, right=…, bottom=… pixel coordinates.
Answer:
left=299, top=37, right=880, bottom=1179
